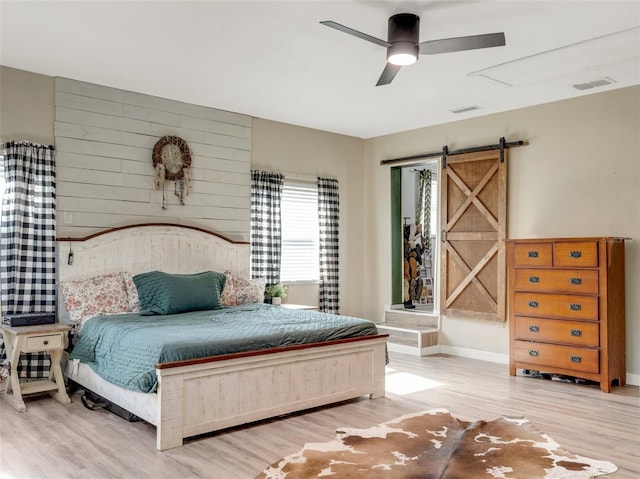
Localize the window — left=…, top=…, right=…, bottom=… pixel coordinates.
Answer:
left=280, top=181, right=319, bottom=282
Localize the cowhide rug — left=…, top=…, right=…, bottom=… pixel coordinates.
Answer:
left=256, top=409, right=617, bottom=479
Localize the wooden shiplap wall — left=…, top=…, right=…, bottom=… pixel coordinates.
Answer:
left=54, top=77, right=251, bottom=241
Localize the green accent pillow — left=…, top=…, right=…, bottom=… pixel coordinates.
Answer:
left=133, top=271, right=226, bottom=315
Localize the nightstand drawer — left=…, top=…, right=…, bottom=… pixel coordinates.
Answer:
left=514, top=269, right=598, bottom=294
left=514, top=317, right=599, bottom=347
left=25, top=333, right=62, bottom=352
left=513, top=340, right=599, bottom=374
left=514, top=292, right=598, bottom=321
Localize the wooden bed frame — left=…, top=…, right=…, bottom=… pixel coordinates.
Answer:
left=58, top=224, right=387, bottom=450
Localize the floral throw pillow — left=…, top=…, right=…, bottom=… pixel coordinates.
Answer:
left=233, top=276, right=266, bottom=304
left=59, top=272, right=132, bottom=326
left=220, top=272, right=237, bottom=307
left=121, top=271, right=141, bottom=312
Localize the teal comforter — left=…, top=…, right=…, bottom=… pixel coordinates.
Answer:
left=70, top=303, right=380, bottom=393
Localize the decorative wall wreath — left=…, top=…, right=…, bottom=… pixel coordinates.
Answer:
left=152, top=135, right=192, bottom=209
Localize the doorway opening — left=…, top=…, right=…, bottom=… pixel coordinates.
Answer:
left=390, top=160, right=439, bottom=314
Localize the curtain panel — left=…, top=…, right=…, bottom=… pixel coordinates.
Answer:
left=416, top=170, right=432, bottom=252
left=0, top=141, right=57, bottom=379
left=317, top=177, right=340, bottom=314
left=250, top=170, right=284, bottom=286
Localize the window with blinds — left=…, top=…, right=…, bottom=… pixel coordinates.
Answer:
left=280, top=181, right=320, bottom=282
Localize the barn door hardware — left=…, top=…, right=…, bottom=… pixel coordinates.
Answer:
left=380, top=138, right=527, bottom=166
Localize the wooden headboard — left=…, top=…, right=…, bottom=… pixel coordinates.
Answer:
left=57, top=223, right=250, bottom=283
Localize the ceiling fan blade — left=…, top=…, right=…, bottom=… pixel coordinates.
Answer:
left=320, top=20, right=390, bottom=48
left=376, top=63, right=402, bottom=86
left=419, top=32, right=506, bottom=54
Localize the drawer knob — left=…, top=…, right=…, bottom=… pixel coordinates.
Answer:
left=529, top=350, right=539, bottom=357
left=570, top=355, right=582, bottom=363
left=529, top=325, right=540, bottom=333
left=570, top=329, right=582, bottom=337
left=570, top=277, right=582, bottom=285
left=528, top=301, right=539, bottom=308
left=43, top=340, right=49, bottom=345
left=569, top=303, right=582, bottom=311
left=570, top=250, right=582, bottom=258
left=528, top=276, right=540, bottom=283
left=528, top=251, right=539, bottom=258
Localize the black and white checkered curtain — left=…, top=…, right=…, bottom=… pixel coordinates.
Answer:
left=250, top=170, right=284, bottom=285
left=0, top=141, right=57, bottom=378
left=318, top=177, right=340, bottom=314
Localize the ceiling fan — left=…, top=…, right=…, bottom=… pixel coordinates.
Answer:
left=320, top=13, right=506, bottom=86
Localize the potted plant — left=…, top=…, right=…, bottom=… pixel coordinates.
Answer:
left=265, top=283, right=287, bottom=305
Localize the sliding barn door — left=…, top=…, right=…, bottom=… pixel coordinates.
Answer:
left=440, top=149, right=507, bottom=321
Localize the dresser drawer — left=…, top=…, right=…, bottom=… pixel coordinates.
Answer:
left=555, top=241, right=598, bottom=268
left=514, top=317, right=599, bottom=347
left=513, top=340, right=599, bottom=373
left=513, top=243, right=553, bottom=267
left=24, top=333, right=63, bottom=352
left=514, top=292, right=598, bottom=320
left=514, top=269, right=599, bottom=294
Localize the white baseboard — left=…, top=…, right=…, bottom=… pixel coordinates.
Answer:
left=626, top=373, right=639, bottom=387
left=388, top=342, right=508, bottom=363
left=438, top=345, right=509, bottom=364
left=387, top=343, right=439, bottom=357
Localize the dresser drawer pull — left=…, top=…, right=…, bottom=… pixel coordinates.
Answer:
left=569, top=303, right=582, bottom=311
left=570, top=329, right=582, bottom=337
left=529, top=325, right=540, bottom=333
left=570, top=277, right=582, bottom=285
left=529, top=350, right=539, bottom=357
left=528, top=251, right=539, bottom=258
left=43, top=340, right=49, bottom=345
left=570, top=250, right=582, bottom=258
left=528, top=301, right=539, bottom=308
left=570, top=355, right=582, bottom=363
left=528, top=276, right=540, bottom=283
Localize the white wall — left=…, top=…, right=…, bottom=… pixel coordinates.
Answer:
left=251, top=119, right=365, bottom=316
left=364, top=85, right=640, bottom=378
left=54, top=78, right=252, bottom=241
left=0, top=66, right=54, bottom=145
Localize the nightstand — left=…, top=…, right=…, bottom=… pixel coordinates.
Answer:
left=280, top=304, right=319, bottom=311
left=0, top=323, right=71, bottom=412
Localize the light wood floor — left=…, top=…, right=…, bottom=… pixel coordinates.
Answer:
left=1, top=353, right=638, bottom=479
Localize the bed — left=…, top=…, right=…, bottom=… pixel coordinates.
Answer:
left=58, top=223, right=387, bottom=450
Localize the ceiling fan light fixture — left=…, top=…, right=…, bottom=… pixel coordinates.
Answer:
left=320, top=11, right=505, bottom=86
left=387, top=42, right=419, bottom=66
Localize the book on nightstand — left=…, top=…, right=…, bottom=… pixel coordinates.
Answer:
left=3, top=312, right=56, bottom=327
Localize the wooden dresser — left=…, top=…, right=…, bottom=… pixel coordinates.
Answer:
left=506, top=237, right=625, bottom=392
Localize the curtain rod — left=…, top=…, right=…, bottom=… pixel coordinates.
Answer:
left=380, top=138, right=528, bottom=166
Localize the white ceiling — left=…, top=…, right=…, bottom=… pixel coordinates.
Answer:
left=1, top=1, right=639, bottom=139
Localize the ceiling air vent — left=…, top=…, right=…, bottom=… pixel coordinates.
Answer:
left=572, top=77, right=616, bottom=91
left=450, top=105, right=481, bottom=114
